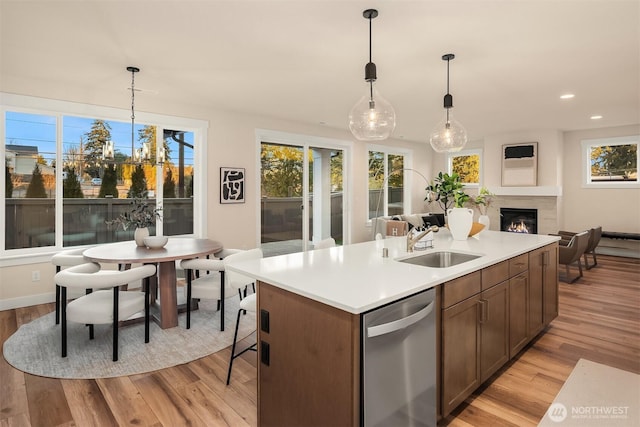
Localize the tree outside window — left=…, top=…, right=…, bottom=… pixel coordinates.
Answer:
left=581, top=136, right=639, bottom=188
left=590, top=144, right=637, bottom=182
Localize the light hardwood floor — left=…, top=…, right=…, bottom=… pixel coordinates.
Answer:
left=1, top=255, right=638, bottom=426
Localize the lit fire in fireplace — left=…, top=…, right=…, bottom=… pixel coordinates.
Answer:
left=507, top=220, right=531, bottom=233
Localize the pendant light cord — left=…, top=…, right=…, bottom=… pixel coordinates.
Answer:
left=131, top=69, right=136, bottom=159
left=369, top=15, right=373, bottom=101
left=446, top=58, right=450, bottom=123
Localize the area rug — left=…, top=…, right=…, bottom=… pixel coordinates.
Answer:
left=538, top=359, right=640, bottom=426
left=2, top=298, right=255, bottom=379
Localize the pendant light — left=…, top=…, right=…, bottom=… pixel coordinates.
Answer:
left=127, top=66, right=150, bottom=164
left=429, top=54, right=467, bottom=153
left=102, top=66, right=150, bottom=163
left=349, top=9, right=396, bottom=141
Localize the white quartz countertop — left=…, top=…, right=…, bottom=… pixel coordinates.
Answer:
left=227, top=230, right=560, bottom=314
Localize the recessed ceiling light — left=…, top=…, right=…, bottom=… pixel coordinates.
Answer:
left=560, top=94, right=575, bottom=99
left=590, top=115, right=603, bottom=120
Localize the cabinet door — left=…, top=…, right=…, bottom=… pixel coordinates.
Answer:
left=528, top=248, right=545, bottom=337
left=543, top=243, right=559, bottom=324
left=258, top=282, right=360, bottom=427
left=441, top=295, right=481, bottom=416
left=509, top=272, right=529, bottom=358
left=480, top=281, right=509, bottom=382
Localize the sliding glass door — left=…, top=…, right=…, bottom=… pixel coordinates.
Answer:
left=260, top=139, right=345, bottom=255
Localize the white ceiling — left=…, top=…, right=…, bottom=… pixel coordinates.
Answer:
left=1, top=0, right=639, bottom=143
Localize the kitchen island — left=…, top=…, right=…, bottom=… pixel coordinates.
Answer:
left=227, top=230, right=560, bottom=426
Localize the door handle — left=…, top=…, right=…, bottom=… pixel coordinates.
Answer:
left=367, top=301, right=434, bottom=338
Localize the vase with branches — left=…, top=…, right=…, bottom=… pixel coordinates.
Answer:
left=106, top=194, right=162, bottom=246
left=471, top=186, right=494, bottom=230
left=471, top=186, right=494, bottom=215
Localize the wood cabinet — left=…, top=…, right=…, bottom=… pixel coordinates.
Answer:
left=257, top=282, right=360, bottom=427
left=527, top=243, right=559, bottom=339
left=541, top=243, right=558, bottom=326
left=441, top=269, right=510, bottom=416
left=509, top=271, right=529, bottom=358
left=480, top=281, right=509, bottom=382
left=441, top=245, right=558, bottom=417
left=441, top=292, right=481, bottom=415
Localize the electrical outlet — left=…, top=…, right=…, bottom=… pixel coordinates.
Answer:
left=32, top=270, right=40, bottom=282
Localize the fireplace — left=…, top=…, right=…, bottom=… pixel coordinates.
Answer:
left=500, top=208, right=538, bottom=234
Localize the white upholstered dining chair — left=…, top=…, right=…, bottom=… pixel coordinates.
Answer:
left=54, top=262, right=157, bottom=362
left=313, top=237, right=336, bottom=249
left=51, top=248, right=91, bottom=325
left=180, top=248, right=243, bottom=331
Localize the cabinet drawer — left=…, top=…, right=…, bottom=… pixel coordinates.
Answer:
left=481, top=260, right=509, bottom=290
left=509, top=254, right=529, bottom=277
left=443, top=271, right=482, bottom=308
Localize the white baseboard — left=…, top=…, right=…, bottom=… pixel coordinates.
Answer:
left=0, top=292, right=55, bottom=311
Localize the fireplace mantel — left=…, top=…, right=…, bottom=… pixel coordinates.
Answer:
left=487, top=186, right=562, bottom=197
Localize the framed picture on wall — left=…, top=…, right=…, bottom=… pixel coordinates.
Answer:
left=220, top=167, right=245, bottom=204
left=501, top=142, right=538, bottom=186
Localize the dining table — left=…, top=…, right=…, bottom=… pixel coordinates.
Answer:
left=83, top=237, right=222, bottom=329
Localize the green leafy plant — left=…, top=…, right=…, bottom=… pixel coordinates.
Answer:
left=106, top=194, right=162, bottom=230
left=471, top=186, right=494, bottom=215
left=424, top=172, right=469, bottom=212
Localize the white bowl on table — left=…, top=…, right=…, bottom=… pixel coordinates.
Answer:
left=143, top=236, right=168, bottom=249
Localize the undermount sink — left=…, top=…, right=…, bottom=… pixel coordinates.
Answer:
left=397, top=251, right=482, bottom=268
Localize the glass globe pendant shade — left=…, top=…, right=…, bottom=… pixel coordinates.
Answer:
left=429, top=110, right=468, bottom=153
left=349, top=84, right=396, bottom=141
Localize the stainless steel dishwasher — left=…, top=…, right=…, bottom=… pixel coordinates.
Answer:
left=363, top=288, right=436, bottom=427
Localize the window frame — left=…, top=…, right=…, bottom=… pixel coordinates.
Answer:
left=446, top=148, right=483, bottom=189
left=1, top=93, right=208, bottom=262
left=367, top=144, right=413, bottom=222
left=581, top=135, right=640, bottom=189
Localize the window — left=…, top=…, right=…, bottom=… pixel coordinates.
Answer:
left=2, top=94, right=206, bottom=257
left=447, top=149, right=482, bottom=188
left=581, top=135, right=639, bottom=188
left=368, top=147, right=410, bottom=220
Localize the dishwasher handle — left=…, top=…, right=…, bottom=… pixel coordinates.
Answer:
left=367, top=301, right=434, bottom=338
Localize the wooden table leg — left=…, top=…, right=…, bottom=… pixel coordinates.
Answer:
left=157, top=261, right=178, bottom=328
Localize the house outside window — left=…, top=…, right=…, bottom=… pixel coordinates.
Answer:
left=447, top=149, right=482, bottom=188
left=581, top=135, right=639, bottom=188
left=2, top=94, right=206, bottom=257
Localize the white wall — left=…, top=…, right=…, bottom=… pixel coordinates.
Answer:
left=562, top=124, right=640, bottom=233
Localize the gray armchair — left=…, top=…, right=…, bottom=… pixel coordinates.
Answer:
left=558, top=230, right=591, bottom=283
left=558, top=226, right=602, bottom=270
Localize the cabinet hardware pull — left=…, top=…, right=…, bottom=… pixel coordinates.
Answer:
left=367, top=301, right=434, bottom=337
left=260, top=341, right=270, bottom=366
left=478, top=300, right=488, bottom=323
